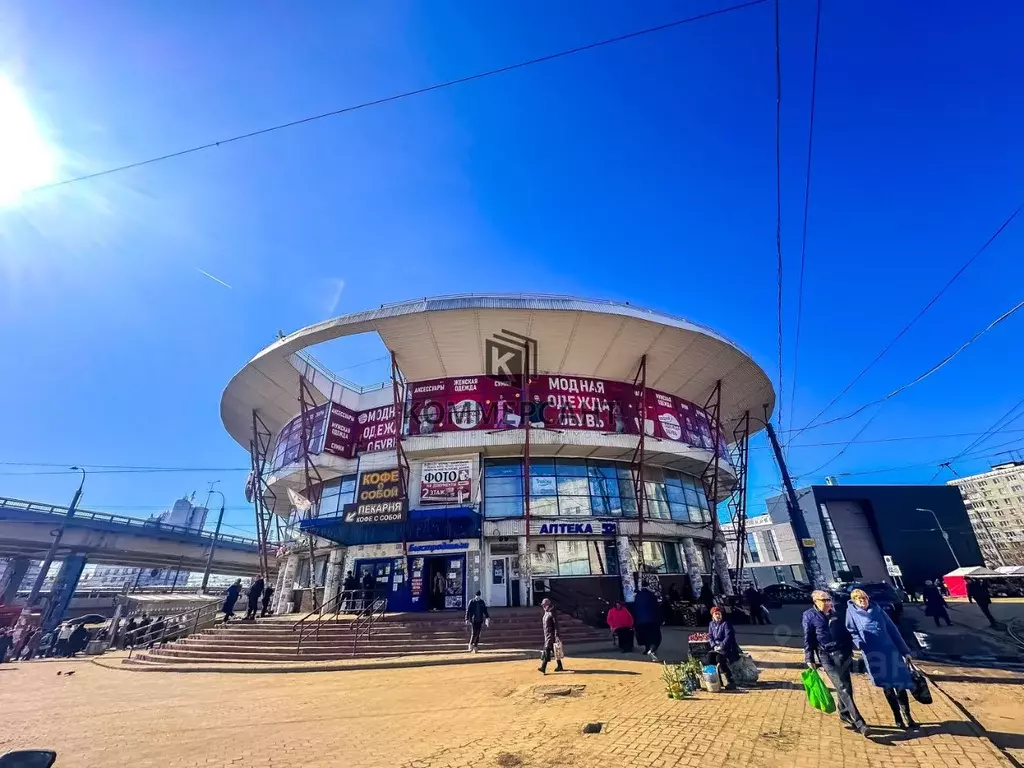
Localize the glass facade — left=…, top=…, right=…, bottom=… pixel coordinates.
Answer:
left=529, top=539, right=619, bottom=577
left=628, top=540, right=685, bottom=574
left=319, top=475, right=358, bottom=516
left=483, top=458, right=710, bottom=522
left=271, top=409, right=327, bottom=472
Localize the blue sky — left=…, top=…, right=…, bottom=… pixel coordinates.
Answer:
left=1, top=1, right=1022, bottom=538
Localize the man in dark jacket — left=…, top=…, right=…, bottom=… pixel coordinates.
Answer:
left=803, top=589, right=869, bottom=736
left=223, top=580, right=242, bottom=622
left=538, top=598, right=563, bottom=674
left=261, top=585, right=276, bottom=617
left=465, top=591, right=490, bottom=652
left=245, top=576, right=265, bottom=620
left=966, top=579, right=998, bottom=627
left=342, top=571, right=358, bottom=612
left=633, top=586, right=663, bottom=661
left=922, top=580, right=952, bottom=626
left=744, top=586, right=769, bottom=625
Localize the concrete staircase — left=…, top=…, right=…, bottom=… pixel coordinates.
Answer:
left=127, top=608, right=610, bottom=667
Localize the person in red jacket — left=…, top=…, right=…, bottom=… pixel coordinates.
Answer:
left=606, top=600, right=635, bottom=652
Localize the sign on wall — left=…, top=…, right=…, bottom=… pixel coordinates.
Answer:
left=343, top=469, right=407, bottom=524
left=419, top=459, right=474, bottom=505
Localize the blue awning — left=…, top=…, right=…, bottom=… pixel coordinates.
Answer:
left=299, top=507, right=480, bottom=546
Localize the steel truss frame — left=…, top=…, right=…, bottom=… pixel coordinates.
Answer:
left=391, top=351, right=411, bottom=552
left=297, top=374, right=327, bottom=609
left=698, top=380, right=725, bottom=593
left=725, top=411, right=752, bottom=589
left=629, top=355, right=648, bottom=575
left=248, top=411, right=278, bottom=580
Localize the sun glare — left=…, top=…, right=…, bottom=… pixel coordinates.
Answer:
left=0, top=72, right=59, bottom=207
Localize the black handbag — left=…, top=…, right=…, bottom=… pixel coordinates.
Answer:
left=909, top=663, right=932, bottom=705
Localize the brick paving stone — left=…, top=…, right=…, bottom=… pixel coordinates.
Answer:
left=0, top=647, right=1014, bottom=768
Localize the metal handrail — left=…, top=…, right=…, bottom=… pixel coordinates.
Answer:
left=353, top=594, right=388, bottom=655
left=124, top=601, right=220, bottom=658
left=0, top=496, right=259, bottom=547
left=292, top=587, right=347, bottom=654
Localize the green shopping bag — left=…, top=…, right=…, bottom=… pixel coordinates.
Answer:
left=801, top=668, right=836, bottom=714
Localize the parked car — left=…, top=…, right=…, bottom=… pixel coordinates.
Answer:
left=831, top=582, right=903, bottom=620
left=762, top=583, right=811, bottom=608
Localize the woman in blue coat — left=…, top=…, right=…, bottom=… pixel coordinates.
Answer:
left=845, top=588, right=918, bottom=730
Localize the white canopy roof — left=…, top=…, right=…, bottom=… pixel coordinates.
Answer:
left=221, top=294, right=776, bottom=448
left=944, top=566, right=1001, bottom=578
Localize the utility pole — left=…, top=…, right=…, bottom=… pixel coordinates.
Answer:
left=764, top=421, right=826, bottom=588
left=27, top=467, right=86, bottom=605
left=201, top=489, right=227, bottom=593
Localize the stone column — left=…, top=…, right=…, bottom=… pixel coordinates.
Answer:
left=323, top=547, right=346, bottom=607
left=713, top=540, right=735, bottom=596
left=43, top=554, right=88, bottom=631
left=615, top=535, right=636, bottom=602
left=516, top=535, right=531, bottom=607
left=274, top=553, right=300, bottom=614
left=0, top=556, right=30, bottom=603
left=680, top=537, right=704, bottom=601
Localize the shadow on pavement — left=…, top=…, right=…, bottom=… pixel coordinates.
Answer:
left=926, top=673, right=1022, bottom=685
left=870, top=720, right=1024, bottom=750
left=560, top=669, right=641, bottom=676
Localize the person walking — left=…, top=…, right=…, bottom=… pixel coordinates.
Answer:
left=802, top=589, right=869, bottom=736
left=633, top=586, right=663, bottom=661
left=744, top=586, right=768, bottom=625
left=54, top=622, right=74, bottom=657
left=465, top=591, right=490, bottom=652
left=67, top=623, right=90, bottom=656
left=342, top=571, right=358, bottom=612
left=538, top=597, right=564, bottom=674
left=245, top=576, right=265, bottom=621
left=223, top=579, right=242, bottom=623
left=845, top=588, right=918, bottom=731
left=0, top=630, right=12, bottom=663
left=606, top=600, right=635, bottom=652
left=361, top=570, right=376, bottom=613
left=922, top=580, right=953, bottom=627
left=966, top=578, right=998, bottom=628
left=431, top=569, right=447, bottom=612
left=21, top=629, right=42, bottom=661
left=261, top=585, right=276, bottom=617
left=705, top=606, right=739, bottom=689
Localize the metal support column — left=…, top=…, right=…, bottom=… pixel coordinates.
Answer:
left=764, top=408, right=826, bottom=588
left=248, top=411, right=278, bottom=580
left=297, top=374, right=327, bottom=609
left=629, top=356, right=648, bottom=577
left=391, top=351, right=411, bottom=553
left=726, top=411, right=751, bottom=589
left=523, top=344, right=533, bottom=545
left=698, top=381, right=724, bottom=593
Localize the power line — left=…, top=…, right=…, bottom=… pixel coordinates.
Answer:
left=774, top=0, right=785, bottom=437
left=929, top=396, right=1024, bottom=482
left=791, top=202, right=1024, bottom=439
left=787, top=0, right=822, bottom=446
left=792, top=296, right=1024, bottom=434
left=0, top=466, right=249, bottom=476
left=749, top=427, right=1024, bottom=450
left=24, top=0, right=770, bottom=196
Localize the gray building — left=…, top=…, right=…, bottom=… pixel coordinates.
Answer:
left=763, top=484, right=983, bottom=589
left=722, top=512, right=806, bottom=587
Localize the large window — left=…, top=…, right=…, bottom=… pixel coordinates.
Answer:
left=629, top=540, right=684, bottom=574
left=744, top=533, right=761, bottom=563
left=766, top=530, right=781, bottom=561
left=271, top=409, right=327, bottom=471
left=819, top=504, right=850, bottom=573
left=529, top=540, right=618, bottom=577
left=319, top=475, right=358, bottom=516
left=483, top=458, right=709, bottom=521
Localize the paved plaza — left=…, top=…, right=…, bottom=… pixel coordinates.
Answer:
left=1, top=644, right=1020, bottom=768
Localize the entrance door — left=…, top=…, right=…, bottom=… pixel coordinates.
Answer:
left=490, top=557, right=509, bottom=607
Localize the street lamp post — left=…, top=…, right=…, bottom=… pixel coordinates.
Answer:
left=916, top=507, right=961, bottom=568
left=201, top=490, right=226, bottom=593
left=26, top=466, right=86, bottom=605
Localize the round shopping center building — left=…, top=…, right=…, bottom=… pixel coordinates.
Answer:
left=220, top=295, right=774, bottom=616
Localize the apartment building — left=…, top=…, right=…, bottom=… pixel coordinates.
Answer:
left=948, top=461, right=1024, bottom=567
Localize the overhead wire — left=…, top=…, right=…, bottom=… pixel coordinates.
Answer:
left=787, top=0, right=822, bottom=448
left=928, top=396, right=1024, bottom=482
left=788, top=297, right=1024, bottom=478
left=23, top=0, right=770, bottom=196
left=774, top=0, right=785, bottom=437
left=791, top=202, right=1024, bottom=440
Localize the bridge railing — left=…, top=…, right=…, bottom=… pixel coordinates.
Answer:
left=0, top=496, right=259, bottom=548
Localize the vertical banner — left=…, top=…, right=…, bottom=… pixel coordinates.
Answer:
left=419, top=459, right=474, bottom=505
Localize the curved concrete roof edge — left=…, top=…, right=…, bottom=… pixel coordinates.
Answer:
left=220, top=294, right=776, bottom=446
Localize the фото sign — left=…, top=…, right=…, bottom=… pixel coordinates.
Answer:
left=419, top=459, right=473, bottom=505
left=343, top=469, right=407, bottom=524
